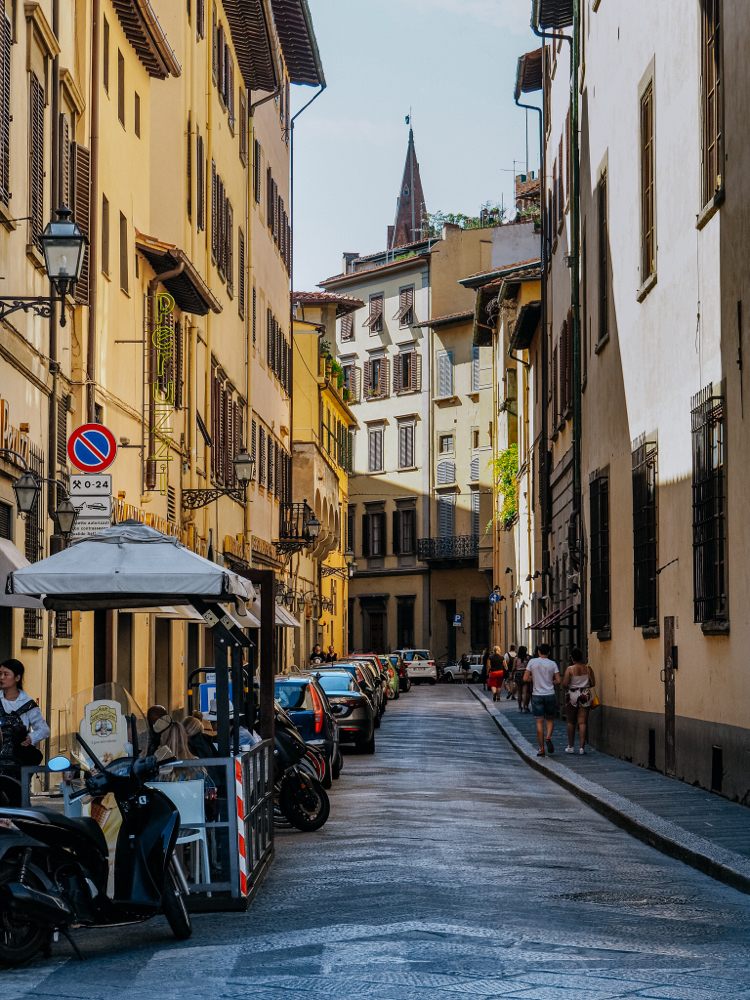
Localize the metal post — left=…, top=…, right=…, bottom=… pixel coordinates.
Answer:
left=214, top=629, right=230, bottom=757
left=231, top=642, right=243, bottom=756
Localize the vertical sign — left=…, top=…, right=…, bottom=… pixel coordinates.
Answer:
left=150, top=292, right=175, bottom=495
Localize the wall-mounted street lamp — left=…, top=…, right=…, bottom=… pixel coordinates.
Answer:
left=181, top=449, right=256, bottom=510
left=0, top=207, right=87, bottom=329
left=3, top=450, right=79, bottom=544
left=275, top=501, right=321, bottom=558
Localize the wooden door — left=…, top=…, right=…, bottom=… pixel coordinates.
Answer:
left=663, top=616, right=676, bottom=776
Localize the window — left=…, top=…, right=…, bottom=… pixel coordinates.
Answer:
left=364, top=294, right=384, bottom=333
left=436, top=459, right=455, bottom=485
left=598, top=171, right=608, bottom=342
left=368, top=425, right=383, bottom=472
left=0, top=500, right=11, bottom=541
left=238, top=229, right=245, bottom=318
left=394, top=350, right=418, bottom=393
left=239, top=90, right=247, bottom=165
left=361, top=509, right=386, bottom=558
left=347, top=505, right=355, bottom=554
left=117, top=50, right=125, bottom=126
left=640, top=81, right=655, bottom=281
left=253, top=139, right=261, bottom=203
left=103, top=17, right=110, bottom=92
left=119, top=212, right=128, bottom=292
left=439, top=434, right=453, bottom=455
left=470, top=457, right=479, bottom=482
left=589, top=471, right=610, bottom=633
left=395, top=286, right=414, bottom=327
left=258, top=425, right=266, bottom=485
left=437, top=351, right=453, bottom=398
left=340, top=312, right=354, bottom=341
left=472, top=428, right=480, bottom=450
left=134, top=92, right=141, bottom=137
left=29, top=72, right=45, bottom=250
left=0, top=12, right=11, bottom=207
left=471, top=598, right=489, bottom=651
left=252, top=285, right=256, bottom=343
left=438, top=494, right=454, bottom=537
left=471, top=491, right=480, bottom=536
left=701, top=0, right=722, bottom=205
left=364, top=356, right=388, bottom=399
left=398, top=421, right=414, bottom=469
left=397, top=598, right=415, bottom=649
left=101, top=194, right=110, bottom=274
left=342, top=364, right=360, bottom=402
left=393, top=506, right=416, bottom=555
left=267, top=435, right=274, bottom=495
left=196, top=134, right=205, bottom=231
left=472, top=346, right=480, bottom=391
left=632, top=437, right=658, bottom=628
left=691, top=384, right=727, bottom=623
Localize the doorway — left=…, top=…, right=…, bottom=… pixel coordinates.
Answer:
left=663, top=616, right=676, bottom=777
left=0, top=607, right=12, bottom=662
left=369, top=612, right=386, bottom=653
left=444, top=600, right=456, bottom=663
left=154, top=618, right=172, bottom=709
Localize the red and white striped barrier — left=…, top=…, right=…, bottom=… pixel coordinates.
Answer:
left=235, top=756, right=247, bottom=896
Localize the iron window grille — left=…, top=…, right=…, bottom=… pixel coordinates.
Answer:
left=691, top=383, right=727, bottom=623
left=589, top=471, right=610, bottom=633
left=632, top=436, right=658, bottom=628
left=598, top=171, right=608, bottom=343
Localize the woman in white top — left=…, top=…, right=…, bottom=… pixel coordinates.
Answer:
left=562, top=647, right=596, bottom=755
left=0, top=659, right=50, bottom=774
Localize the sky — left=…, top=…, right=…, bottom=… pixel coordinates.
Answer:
left=290, top=0, right=540, bottom=292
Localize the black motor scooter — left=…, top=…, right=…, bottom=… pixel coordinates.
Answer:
left=0, top=734, right=191, bottom=966
left=274, top=704, right=330, bottom=832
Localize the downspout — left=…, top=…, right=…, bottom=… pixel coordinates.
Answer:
left=87, top=0, right=101, bottom=423
left=146, top=264, right=185, bottom=489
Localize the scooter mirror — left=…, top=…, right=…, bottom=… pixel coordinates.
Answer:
left=48, top=755, right=72, bottom=772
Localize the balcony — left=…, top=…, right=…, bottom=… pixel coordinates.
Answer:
left=417, top=535, right=479, bottom=564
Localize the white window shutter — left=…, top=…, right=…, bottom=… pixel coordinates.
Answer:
left=438, top=495, right=454, bottom=537
left=438, top=352, right=453, bottom=397
left=471, top=491, right=480, bottom=535
left=470, top=456, right=479, bottom=481
left=437, top=460, right=455, bottom=485
left=472, top=346, right=480, bottom=391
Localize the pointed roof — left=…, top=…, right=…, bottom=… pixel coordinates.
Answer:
left=390, top=128, right=426, bottom=249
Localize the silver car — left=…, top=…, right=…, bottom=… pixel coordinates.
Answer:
left=390, top=649, right=437, bottom=685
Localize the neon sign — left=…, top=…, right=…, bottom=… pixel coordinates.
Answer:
left=149, top=292, right=175, bottom=495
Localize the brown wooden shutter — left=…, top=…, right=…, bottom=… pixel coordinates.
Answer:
left=59, top=114, right=70, bottom=208
left=227, top=55, right=235, bottom=132
left=552, top=343, right=558, bottom=426
left=217, top=24, right=225, bottom=95
left=71, top=143, right=91, bottom=305
left=272, top=180, right=278, bottom=240
left=267, top=309, right=274, bottom=370
left=254, top=139, right=261, bottom=202
left=363, top=359, right=371, bottom=394
left=0, top=13, right=11, bottom=207
left=378, top=359, right=388, bottom=397
left=341, top=313, right=353, bottom=340
left=56, top=398, right=68, bottom=465
left=266, top=167, right=273, bottom=227
left=29, top=73, right=45, bottom=249
left=410, top=351, right=419, bottom=391
left=558, top=137, right=564, bottom=217
left=196, top=134, right=204, bottom=231
left=252, top=285, right=256, bottom=342
left=565, top=109, right=570, bottom=197
left=393, top=354, right=401, bottom=393
left=238, top=228, right=245, bottom=318
left=210, top=367, right=217, bottom=477
left=361, top=514, right=370, bottom=556
left=186, top=114, right=192, bottom=220
left=239, top=90, right=247, bottom=165
left=286, top=220, right=292, bottom=272
left=212, top=6, right=218, bottom=82
left=226, top=200, right=233, bottom=295
left=197, top=0, right=204, bottom=39
left=275, top=322, right=281, bottom=379
left=174, top=321, right=184, bottom=409
left=275, top=445, right=280, bottom=498
left=211, top=159, right=217, bottom=259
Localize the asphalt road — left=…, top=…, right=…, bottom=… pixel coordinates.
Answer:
left=4, top=685, right=750, bottom=999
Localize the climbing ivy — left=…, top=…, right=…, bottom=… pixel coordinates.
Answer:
left=491, top=444, right=519, bottom=525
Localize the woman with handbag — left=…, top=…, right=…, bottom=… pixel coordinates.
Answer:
left=0, top=659, right=50, bottom=803
left=562, top=647, right=596, bottom=755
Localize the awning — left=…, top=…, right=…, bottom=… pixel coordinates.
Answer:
left=224, top=604, right=261, bottom=630
left=515, top=48, right=543, bottom=100
left=528, top=604, right=577, bottom=630
left=510, top=300, right=542, bottom=351
left=270, top=0, right=325, bottom=86
left=136, top=233, right=222, bottom=317
left=251, top=597, right=301, bottom=628
left=0, top=539, right=45, bottom=609
left=413, top=310, right=474, bottom=329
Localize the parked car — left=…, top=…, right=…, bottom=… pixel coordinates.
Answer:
left=441, top=655, right=483, bottom=684
left=337, top=658, right=386, bottom=720
left=387, top=653, right=411, bottom=692
left=274, top=674, right=341, bottom=785
left=384, top=660, right=400, bottom=699
left=391, top=649, right=437, bottom=685
left=345, top=654, right=390, bottom=708
left=308, top=669, right=375, bottom=754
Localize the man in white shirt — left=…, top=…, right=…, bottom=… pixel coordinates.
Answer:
left=523, top=644, right=561, bottom=757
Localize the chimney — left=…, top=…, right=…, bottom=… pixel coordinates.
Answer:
left=342, top=252, right=359, bottom=274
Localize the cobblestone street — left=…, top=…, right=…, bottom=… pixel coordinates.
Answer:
left=4, top=686, right=750, bottom=999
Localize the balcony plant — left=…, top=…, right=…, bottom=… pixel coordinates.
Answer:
left=490, top=444, right=518, bottom=527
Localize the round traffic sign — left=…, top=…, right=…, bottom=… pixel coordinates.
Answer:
left=67, top=424, right=118, bottom=473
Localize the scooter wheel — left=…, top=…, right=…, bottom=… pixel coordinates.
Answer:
left=0, top=862, right=48, bottom=965
left=162, top=860, right=192, bottom=940
left=280, top=775, right=330, bottom=832
left=331, top=749, right=342, bottom=780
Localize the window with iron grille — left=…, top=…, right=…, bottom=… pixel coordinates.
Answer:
left=632, top=437, right=658, bottom=628
left=701, top=0, right=722, bottom=206
left=691, top=384, right=727, bottom=623
left=589, top=471, right=610, bottom=633
left=640, top=82, right=655, bottom=281
left=598, top=172, right=608, bottom=342
left=24, top=444, right=44, bottom=640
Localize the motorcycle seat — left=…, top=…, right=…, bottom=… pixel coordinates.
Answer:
left=34, top=807, right=108, bottom=856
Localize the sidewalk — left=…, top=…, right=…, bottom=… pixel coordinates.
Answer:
left=470, top=684, right=750, bottom=895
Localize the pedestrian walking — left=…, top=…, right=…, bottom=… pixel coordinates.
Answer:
left=523, top=643, right=561, bottom=756
left=460, top=652, right=471, bottom=684
left=325, top=645, right=338, bottom=663
left=310, top=644, right=325, bottom=665
left=479, top=648, right=489, bottom=687
left=487, top=646, right=505, bottom=701
left=503, top=645, right=517, bottom=699
left=514, top=645, right=532, bottom=713
left=562, top=647, right=596, bottom=755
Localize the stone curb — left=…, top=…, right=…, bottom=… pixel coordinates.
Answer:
left=469, top=685, right=750, bottom=897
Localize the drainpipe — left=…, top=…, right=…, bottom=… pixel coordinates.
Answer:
left=48, top=0, right=61, bottom=522
left=146, top=264, right=185, bottom=489
left=87, top=0, right=101, bottom=423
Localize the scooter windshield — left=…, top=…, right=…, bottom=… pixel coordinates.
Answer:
left=58, top=683, right=148, bottom=771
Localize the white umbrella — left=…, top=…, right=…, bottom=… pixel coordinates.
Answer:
left=0, top=538, right=45, bottom=609
left=6, top=520, right=255, bottom=612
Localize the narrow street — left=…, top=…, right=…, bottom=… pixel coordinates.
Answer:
left=5, top=686, right=750, bottom=1000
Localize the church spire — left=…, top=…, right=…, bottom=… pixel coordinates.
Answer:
left=388, top=126, right=426, bottom=249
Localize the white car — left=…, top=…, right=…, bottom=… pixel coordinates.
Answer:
left=441, top=654, right=483, bottom=684
left=391, top=649, right=437, bottom=685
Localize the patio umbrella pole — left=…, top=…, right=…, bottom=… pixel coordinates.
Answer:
left=231, top=643, right=243, bottom=757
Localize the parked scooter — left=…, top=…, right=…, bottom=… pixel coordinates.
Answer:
left=274, top=704, right=330, bottom=832
left=0, top=734, right=191, bottom=965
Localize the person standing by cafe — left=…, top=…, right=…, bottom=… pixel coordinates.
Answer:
left=0, top=659, right=50, bottom=804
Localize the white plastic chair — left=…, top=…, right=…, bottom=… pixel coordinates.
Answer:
left=148, top=779, right=210, bottom=891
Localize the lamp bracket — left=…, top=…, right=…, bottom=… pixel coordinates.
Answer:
left=321, top=565, right=348, bottom=580
left=181, top=486, right=246, bottom=509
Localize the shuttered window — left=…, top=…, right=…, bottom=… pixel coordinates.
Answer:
left=590, top=472, right=611, bottom=632
left=239, top=90, right=247, bottom=165
left=401, top=508, right=415, bottom=554
left=340, top=312, right=354, bottom=342
left=394, top=286, right=414, bottom=326
left=196, top=134, right=205, bottom=231
left=29, top=72, right=45, bottom=250
left=641, top=81, right=655, bottom=280
left=117, top=50, right=125, bottom=126
left=253, top=139, right=261, bottom=202
left=72, top=143, right=91, bottom=304
left=701, top=0, right=722, bottom=206
left=0, top=13, right=11, bottom=207
left=0, top=500, right=11, bottom=540
left=436, top=460, right=455, bottom=485
left=251, top=418, right=257, bottom=477
left=134, top=92, right=141, bottom=137
left=470, top=456, right=479, bottom=481
left=364, top=294, right=383, bottom=332
left=368, top=427, right=383, bottom=472
left=437, top=351, right=453, bottom=398
left=119, top=212, right=128, bottom=292
left=471, top=491, right=480, bottom=536
left=267, top=309, right=274, bottom=371
left=398, top=422, right=414, bottom=469
left=472, top=346, right=480, bottom=391
left=101, top=194, right=110, bottom=274
left=238, top=229, right=245, bottom=318
left=438, top=495, right=455, bottom=537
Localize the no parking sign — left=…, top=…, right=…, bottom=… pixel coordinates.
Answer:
left=67, top=424, right=118, bottom=473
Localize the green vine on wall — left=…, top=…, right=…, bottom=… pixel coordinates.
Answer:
left=490, top=444, right=519, bottom=525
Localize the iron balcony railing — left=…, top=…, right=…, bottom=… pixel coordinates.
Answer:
left=279, top=501, right=314, bottom=540
left=417, top=534, right=479, bottom=561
